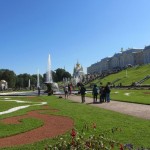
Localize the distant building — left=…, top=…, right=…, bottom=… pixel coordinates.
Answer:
left=87, top=46, right=150, bottom=74
left=73, top=61, right=84, bottom=78
left=0, top=80, right=8, bottom=90
left=143, top=45, right=150, bottom=64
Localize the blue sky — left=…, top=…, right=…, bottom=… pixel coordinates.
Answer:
left=0, top=0, right=150, bottom=75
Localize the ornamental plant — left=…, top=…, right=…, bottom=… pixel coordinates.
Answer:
left=45, top=123, right=149, bottom=150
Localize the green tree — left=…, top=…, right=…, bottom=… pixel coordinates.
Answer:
left=31, top=74, right=43, bottom=87
left=16, top=76, right=24, bottom=89
left=55, top=68, right=71, bottom=82
left=22, top=73, right=31, bottom=87
left=0, top=69, right=16, bottom=88
left=31, top=75, right=37, bottom=88
left=63, top=71, right=71, bottom=79
left=16, top=74, right=31, bottom=88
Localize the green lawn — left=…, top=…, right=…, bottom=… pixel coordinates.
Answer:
left=0, top=95, right=149, bottom=150
left=111, top=89, right=150, bottom=104
left=0, top=96, right=44, bottom=138
left=0, top=118, right=43, bottom=138
left=85, top=64, right=150, bottom=87
left=86, top=89, right=150, bottom=105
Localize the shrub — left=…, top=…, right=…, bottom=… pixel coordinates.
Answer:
left=44, top=123, right=149, bottom=150
left=45, top=123, right=122, bottom=150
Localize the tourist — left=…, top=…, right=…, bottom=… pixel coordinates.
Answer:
left=99, top=86, right=106, bottom=103
left=70, top=83, right=73, bottom=94
left=64, top=86, right=69, bottom=99
left=105, top=83, right=111, bottom=102
left=38, top=86, right=40, bottom=96
left=68, top=84, right=72, bottom=95
left=92, top=84, right=98, bottom=103
left=80, top=84, right=86, bottom=103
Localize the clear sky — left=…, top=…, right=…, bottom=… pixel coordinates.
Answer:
left=0, top=0, right=150, bottom=75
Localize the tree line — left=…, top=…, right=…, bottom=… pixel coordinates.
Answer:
left=0, top=68, right=71, bottom=89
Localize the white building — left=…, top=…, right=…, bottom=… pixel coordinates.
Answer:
left=143, top=46, right=150, bottom=64
left=87, top=46, right=149, bottom=74
left=73, top=61, right=84, bottom=78
left=0, top=80, right=8, bottom=90
left=73, top=61, right=85, bottom=83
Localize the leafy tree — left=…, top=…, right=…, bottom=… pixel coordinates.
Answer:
left=52, top=71, right=57, bottom=82
left=0, top=67, right=71, bottom=89
left=16, top=74, right=43, bottom=89
left=16, top=76, right=24, bottom=89
left=22, top=73, right=31, bottom=87
left=43, top=69, right=71, bottom=82
left=55, top=68, right=65, bottom=82
left=0, top=69, right=16, bottom=88
left=16, top=74, right=31, bottom=88
left=55, top=68, right=71, bottom=82
left=63, top=71, right=71, bottom=79
left=30, top=75, right=37, bottom=87
left=30, top=74, right=43, bottom=89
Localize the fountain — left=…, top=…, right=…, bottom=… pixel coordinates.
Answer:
left=45, top=54, right=59, bottom=95
left=28, top=79, right=31, bottom=90
left=37, top=69, right=40, bottom=88
left=45, top=54, right=53, bottom=84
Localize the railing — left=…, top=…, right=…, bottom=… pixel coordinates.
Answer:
left=135, top=75, right=150, bottom=85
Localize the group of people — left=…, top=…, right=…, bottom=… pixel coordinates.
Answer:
left=63, top=82, right=111, bottom=103
left=63, top=84, right=73, bottom=99
left=92, top=83, right=111, bottom=103
left=79, top=83, right=111, bottom=103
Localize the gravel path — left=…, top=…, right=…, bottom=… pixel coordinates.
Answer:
left=64, top=95, right=150, bottom=120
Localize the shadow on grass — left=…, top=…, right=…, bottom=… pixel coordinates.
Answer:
left=86, top=102, right=102, bottom=105
left=68, top=101, right=79, bottom=104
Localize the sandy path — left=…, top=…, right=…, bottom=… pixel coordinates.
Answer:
left=65, top=95, right=150, bottom=120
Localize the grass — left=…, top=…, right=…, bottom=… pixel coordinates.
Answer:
left=86, top=89, right=150, bottom=105
left=0, top=96, right=44, bottom=138
left=0, top=117, right=43, bottom=138
left=0, top=96, right=42, bottom=112
left=0, top=101, right=25, bottom=112
left=0, top=96, right=44, bottom=119
left=86, top=64, right=150, bottom=87
left=0, top=95, right=149, bottom=150
left=111, top=89, right=150, bottom=104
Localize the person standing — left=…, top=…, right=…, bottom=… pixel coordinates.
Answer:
left=105, top=83, right=111, bottom=102
left=99, top=86, right=105, bottom=103
left=68, top=84, right=71, bottom=95
left=92, top=84, right=98, bottom=103
left=38, top=86, right=40, bottom=96
left=64, top=86, right=69, bottom=99
left=80, top=84, right=86, bottom=103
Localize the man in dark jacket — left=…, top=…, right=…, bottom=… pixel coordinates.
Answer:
left=105, top=83, right=111, bottom=102
left=92, top=84, right=98, bottom=103
left=80, top=84, right=86, bottom=103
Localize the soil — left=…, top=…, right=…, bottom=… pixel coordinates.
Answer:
left=144, top=92, right=150, bottom=94
left=0, top=108, right=74, bottom=148
left=0, top=94, right=149, bottom=148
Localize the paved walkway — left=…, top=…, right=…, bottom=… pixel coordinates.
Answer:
left=62, top=95, right=150, bottom=120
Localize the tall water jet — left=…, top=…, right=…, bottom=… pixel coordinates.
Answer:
left=28, top=79, right=31, bottom=89
left=46, top=54, right=53, bottom=83
left=37, top=69, right=40, bottom=88
left=45, top=54, right=59, bottom=95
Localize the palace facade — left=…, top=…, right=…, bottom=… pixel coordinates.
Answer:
left=87, top=46, right=150, bottom=74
